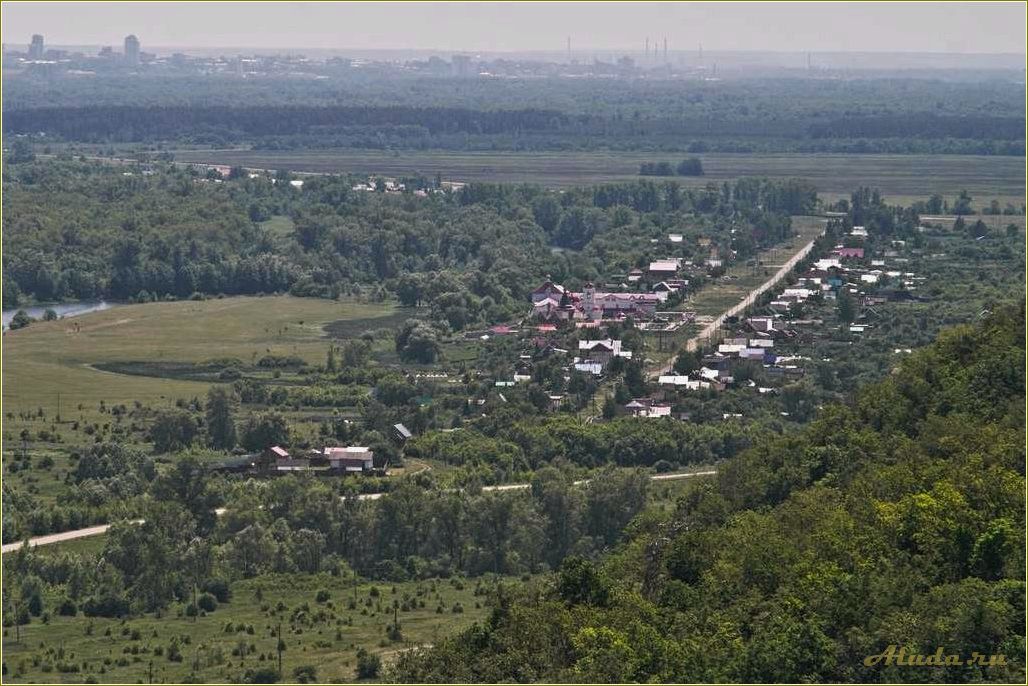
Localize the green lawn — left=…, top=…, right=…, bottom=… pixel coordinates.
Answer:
left=1, top=572, right=502, bottom=683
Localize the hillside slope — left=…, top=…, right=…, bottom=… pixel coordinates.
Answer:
left=390, top=301, right=1026, bottom=683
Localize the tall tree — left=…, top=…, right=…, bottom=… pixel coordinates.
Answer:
left=205, top=387, right=237, bottom=450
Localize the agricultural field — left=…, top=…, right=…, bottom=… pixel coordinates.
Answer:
left=169, top=149, right=1027, bottom=208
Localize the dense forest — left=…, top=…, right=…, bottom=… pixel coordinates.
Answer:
left=3, top=76, right=1024, bottom=154
left=389, top=302, right=1027, bottom=683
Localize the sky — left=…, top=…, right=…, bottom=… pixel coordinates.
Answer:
left=2, top=1, right=1026, bottom=55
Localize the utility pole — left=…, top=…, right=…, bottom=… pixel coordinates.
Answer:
left=277, top=620, right=283, bottom=679
left=12, top=599, right=20, bottom=643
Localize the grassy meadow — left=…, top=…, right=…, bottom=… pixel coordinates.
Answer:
left=2, top=296, right=397, bottom=421
left=1, top=571, right=502, bottom=684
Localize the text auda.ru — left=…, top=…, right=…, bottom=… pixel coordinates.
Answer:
left=864, top=645, right=1007, bottom=667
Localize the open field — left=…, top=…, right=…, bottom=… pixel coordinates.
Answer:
left=170, top=149, right=1027, bottom=206
left=1, top=296, right=397, bottom=420
left=0, top=572, right=498, bottom=684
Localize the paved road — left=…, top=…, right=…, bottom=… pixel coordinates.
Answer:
left=650, top=229, right=824, bottom=379
left=1, top=469, right=717, bottom=554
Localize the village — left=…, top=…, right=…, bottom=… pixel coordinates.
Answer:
left=458, top=216, right=933, bottom=425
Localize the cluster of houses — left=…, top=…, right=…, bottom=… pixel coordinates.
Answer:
left=574, top=338, right=633, bottom=376
left=530, top=274, right=687, bottom=323
left=474, top=221, right=932, bottom=423
left=256, top=445, right=380, bottom=475
left=668, top=223, right=928, bottom=394
left=351, top=176, right=461, bottom=197
left=785, top=227, right=925, bottom=314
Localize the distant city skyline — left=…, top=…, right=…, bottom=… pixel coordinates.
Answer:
left=3, top=2, right=1026, bottom=55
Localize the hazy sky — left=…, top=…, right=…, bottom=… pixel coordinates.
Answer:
left=2, top=2, right=1026, bottom=54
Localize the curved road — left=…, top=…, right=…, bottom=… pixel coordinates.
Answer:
left=1, top=469, right=716, bottom=554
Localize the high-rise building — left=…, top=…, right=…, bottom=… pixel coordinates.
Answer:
left=124, top=34, right=140, bottom=65
left=29, top=34, right=44, bottom=60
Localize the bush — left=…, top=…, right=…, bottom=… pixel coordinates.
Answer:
left=197, top=593, right=218, bottom=613
left=9, top=310, right=32, bottom=330
left=82, top=593, right=129, bottom=618
left=292, top=665, right=318, bottom=683
left=676, top=157, right=704, bottom=176
left=314, top=589, right=330, bottom=604
left=245, top=666, right=280, bottom=683
left=56, top=598, right=77, bottom=616
left=355, top=649, right=381, bottom=679
left=202, top=578, right=231, bottom=603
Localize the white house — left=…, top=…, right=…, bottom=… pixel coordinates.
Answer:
left=322, top=446, right=374, bottom=472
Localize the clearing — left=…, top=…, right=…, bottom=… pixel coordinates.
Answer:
left=2, top=296, right=397, bottom=421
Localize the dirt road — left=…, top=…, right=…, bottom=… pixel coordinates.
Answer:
left=1, top=469, right=717, bottom=553
left=650, top=230, right=823, bottom=379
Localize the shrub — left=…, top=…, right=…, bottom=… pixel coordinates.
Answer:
left=244, top=666, right=280, bottom=683
left=82, top=594, right=129, bottom=618
left=355, top=649, right=381, bottom=679
left=202, top=578, right=232, bottom=603
left=292, top=665, right=318, bottom=683
left=197, top=593, right=218, bottom=613
left=56, top=598, right=77, bottom=616
left=652, top=459, right=674, bottom=473
left=314, top=589, right=330, bottom=603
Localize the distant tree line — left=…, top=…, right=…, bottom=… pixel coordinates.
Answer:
left=3, top=161, right=817, bottom=336
left=639, top=157, right=704, bottom=177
